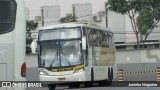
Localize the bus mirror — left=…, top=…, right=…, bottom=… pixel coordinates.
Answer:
left=82, top=36, right=86, bottom=50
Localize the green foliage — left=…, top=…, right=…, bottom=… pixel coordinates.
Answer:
left=59, top=15, right=77, bottom=23
left=137, top=3, right=160, bottom=35
left=26, top=46, right=32, bottom=54
left=26, top=20, right=38, bottom=30
left=26, top=37, right=33, bottom=45
left=137, top=10, right=154, bottom=35
left=26, top=20, right=38, bottom=37
left=107, top=0, right=131, bottom=14
left=26, top=20, right=38, bottom=54
left=107, top=0, right=160, bottom=48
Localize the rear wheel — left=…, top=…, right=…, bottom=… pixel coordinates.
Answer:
left=98, top=81, right=107, bottom=86
left=108, top=67, right=113, bottom=85
left=48, top=84, right=56, bottom=90
left=98, top=68, right=109, bottom=86
left=110, top=67, right=113, bottom=80
left=84, top=82, right=93, bottom=87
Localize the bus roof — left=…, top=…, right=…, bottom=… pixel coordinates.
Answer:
left=39, top=23, right=112, bottom=32
left=67, top=21, right=98, bottom=26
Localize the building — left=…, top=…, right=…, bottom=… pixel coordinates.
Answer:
left=25, top=0, right=160, bottom=53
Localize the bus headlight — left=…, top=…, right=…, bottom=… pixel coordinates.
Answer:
left=39, top=69, right=49, bottom=75
left=74, top=68, right=84, bottom=73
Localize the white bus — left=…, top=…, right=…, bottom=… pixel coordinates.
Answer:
left=37, top=22, right=115, bottom=89
left=0, top=0, right=26, bottom=90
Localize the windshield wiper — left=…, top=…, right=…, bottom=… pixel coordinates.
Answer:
left=49, top=52, right=58, bottom=67
left=61, top=52, right=72, bottom=66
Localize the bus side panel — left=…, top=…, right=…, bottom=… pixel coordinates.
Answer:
left=98, top=47, right=115, bottom=66
left=14, top=0, right=26, bottom=90
left=92, top=47, right=115, bottom=81
left=0, top=64, right=7, bottom=81
left=84, top=46, right=93, bottom=81
left=0, top=42, right=13, bottom=90
left=92, top=47, right=108, bottom=81
left=0, top=44, right=13, bottom=79
left=14, top=0, right=26, bottom=82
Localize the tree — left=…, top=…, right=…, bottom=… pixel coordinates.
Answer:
left=59, top=15, right=77, bottom=23
left=26, top=20, right=38, bottom=54
left=107, top=0, right=160, bottom=48
left=26, top=20, right=38, bottom=37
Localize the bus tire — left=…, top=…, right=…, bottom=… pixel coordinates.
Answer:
left=85, top=68, right=94, bottom=87
left=98, top=68, right=109, bottom=86
left=91, top=68, right=94, bottom=83
left=48, top=84, right=56, bottom=90
left=111, top=67, right=113, bottom=80
left=108, top=67, right=113, bottom=85
left=90, top=68, right=94, bottom=86
left=68, top=83, right=80, bottom=88
left=98, top=80, right=107, bottom=86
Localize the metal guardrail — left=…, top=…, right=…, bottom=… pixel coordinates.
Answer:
left=157, top=67, right=160, bottom=81
left=124, top=70, right=157, bottom=75
left=118, top=70, right=124, bottom=82
left=118, top=67, right=160, bottom=82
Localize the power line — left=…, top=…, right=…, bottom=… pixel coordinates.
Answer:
left=27, top=9, right=105, bottom=11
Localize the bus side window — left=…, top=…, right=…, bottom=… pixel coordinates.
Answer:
left=86, top=28, right=91, bottom=46
left=0, top=0, right=17, bottom=34
left=92, top=30, right=99, bottom=47
left=110, top=33, right=114, bottom=47
left=105, top=32, right=109, bottom=48
left=88, top=29, right=94, bottom=47
left=108, top=32, right=112, bottom=47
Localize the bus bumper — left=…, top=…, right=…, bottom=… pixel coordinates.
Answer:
left=39, top=71, right=86, bottom=84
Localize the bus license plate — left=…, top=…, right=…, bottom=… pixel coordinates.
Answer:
left=58, top=77, right=66, bottom=80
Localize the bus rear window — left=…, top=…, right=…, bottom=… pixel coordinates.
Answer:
left=0, top=0, right=16, bottom=34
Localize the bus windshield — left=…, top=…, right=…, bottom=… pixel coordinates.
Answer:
left=40, top=40, right=82, bottom=68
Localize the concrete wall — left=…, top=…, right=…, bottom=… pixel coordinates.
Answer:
left=41, top=6, right=60, bottom=26
left=114, top=49, right=160, bottom=80
left=116, top=48, right=160, bottom=64
left=108, top=11, right=126, bottom=42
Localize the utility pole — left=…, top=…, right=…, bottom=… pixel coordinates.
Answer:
left=41, top=7, right=44, bottom=27
left=72, top=4, right=76, bottom=22
left=105, top=2, right=108, bottom=28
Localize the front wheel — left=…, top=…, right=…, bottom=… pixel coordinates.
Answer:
left=48, top=84, right=56, bottom=90
left=84, top=82, right=93, bottom=87
left=84, top=68, right=94, bottom=87
left=68, top=83, right=80, bottom=88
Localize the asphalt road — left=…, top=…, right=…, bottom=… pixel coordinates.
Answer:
left=26, top=86, right=160, bottom=90
left=26, top=54, right=160, bottom=90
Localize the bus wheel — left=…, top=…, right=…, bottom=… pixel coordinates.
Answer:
left=85, top=68, right=94, bottom=87
left=68, top=83, right=80, bottom=88
left=48, top=84, right=56, bottom=90
left=98, top=80, right=107, bottom=86
left=108, top=67, right=113, bottom=85
left=111, top=67, right=113, bottom=80
left=98, top=68, right=108, bottom=86
left=84, top=82, right=92, bottom=87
